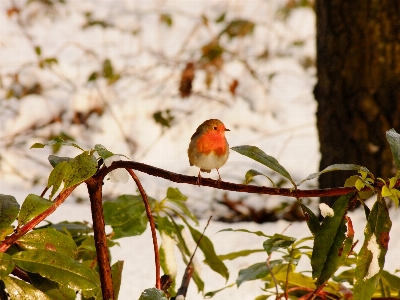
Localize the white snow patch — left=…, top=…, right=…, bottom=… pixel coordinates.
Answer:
left=364, top=233, right=381, bottom=280
left=160, top=232, right=178, bottom=278
left=319, top=203, right=334, bottom=218
left=104, top=155, right=129, bottom=183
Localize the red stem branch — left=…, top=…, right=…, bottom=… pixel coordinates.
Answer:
left=126, top=168, right=160, bottom=290
left=0, top=185, right=76, bottom=253
left=86, top=176, right=115, bottom=299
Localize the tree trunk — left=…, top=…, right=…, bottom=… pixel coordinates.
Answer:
left=314, top=0, right=400, bottom=206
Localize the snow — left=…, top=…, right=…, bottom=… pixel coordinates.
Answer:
left=364, top=233, right=381, bottom=280
left=160, top=232, right=178, bottom=278
left=319, top=203, right=334, bottom=218
left=104, top=155, right=130, bottom=183
left=0, top=0, right=399, bottom=299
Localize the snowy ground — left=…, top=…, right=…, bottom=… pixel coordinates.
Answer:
left=1, top=0, right=400, bottom=299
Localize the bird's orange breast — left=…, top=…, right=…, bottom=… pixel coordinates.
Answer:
left=196, top=132, right=227, bottom=156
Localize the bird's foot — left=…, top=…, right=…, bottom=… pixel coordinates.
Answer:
left=196, top=173, right=202, bottom=187
left=216, top=169, right=222, bottom=187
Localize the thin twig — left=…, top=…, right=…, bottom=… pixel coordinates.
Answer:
left=176, top=216, right=212, bottom=299
left=306, top=282, right=327, bottom=300
left=188, top=216, right=212, bottom=266
left=267, top=223, right=292, bottom=300
left=266, top=253, right=279, bottom=299
left=40, top=186, right=49, bottom=198
left=126, top=168, right=161, bottom=289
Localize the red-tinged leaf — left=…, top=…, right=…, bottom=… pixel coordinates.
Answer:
left=353, top=194, right=392, bottom=299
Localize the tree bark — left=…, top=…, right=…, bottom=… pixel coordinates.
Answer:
left=314, top=0, right=400, bottom=206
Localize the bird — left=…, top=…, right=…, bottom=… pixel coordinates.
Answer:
left=188, top=119, right=230, bottom=186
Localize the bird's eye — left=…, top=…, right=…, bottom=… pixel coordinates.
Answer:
left=214, top=126, right=218, bottom=130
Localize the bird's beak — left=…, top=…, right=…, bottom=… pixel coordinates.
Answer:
left=225, top=128, right=230, bottom=131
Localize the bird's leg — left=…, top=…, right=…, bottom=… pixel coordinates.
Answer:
left=196, top=171, right=202, bottom=186
left=216, top=169, right=222, bottom=187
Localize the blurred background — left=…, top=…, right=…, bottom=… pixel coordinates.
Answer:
left=0, top=0, right=319, bottom=221
left=2, top=0, right=400, bottom=299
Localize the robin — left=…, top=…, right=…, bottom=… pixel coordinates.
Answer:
left=188, top=119, right=230, bottom=185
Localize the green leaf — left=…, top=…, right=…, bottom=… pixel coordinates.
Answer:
left=138, top=287, right=168, bottom=300
left=311, top=192, right=354, bottom=283
left=156, top=216, right=179, bottom=237
left=355, top=179, right=365, bottom=191
left=379, top=270, right=400, bottom=294
left=103, top=58, right=114, bottom=79
left=0, top=252, right=14, bottom=278
left=185, top=222, right=229, bottom=281
left=88, top=72, right=98, bottom=82
left=221, top=19, right=255, bottom=38
left=159, top=14, right=173, bottom=27
left=218, top=228, right=271, bottom=238
left=315, top=216, right=354, bottom=286
left=77, top=235, right=97, bottom=252
left=263, top=234, right=296, bottom=255
left=354, top=195, right=392, bottom=299
left=103, top=195, right=148, bottom=239
left=0, top=226, right=14, bottom=242
left=0, top=194, right=19, bottom=234
left=31, top=137, right=84, bottom=151
left=39, top=57, right=58, bottom=68
left=300, top=203, right=320, bottom=236
left=389, top=176, right=397, bottom=189
left=63, top=151, right=98, bottom=189
left=382, top=185, right=392, bottom=197
left=29, top=273, right=76, bottom=300
left=299, top=164, right=372, bottom=185
left=272, top=266, right=317, bottom=289
left=47, top=151, right=97, bottom=199
left=50, top=221, right=93, bottom=235
left=111, top=261, right=124, bottom=300
left=165, top=187, right=198, bottom=225
left=31, top=142, right=46, bottom=149
left=386, top=128, right=400, bottom=170
left=13, top=249, right=100, bottom=291
left=153, top=110, right=174, bottom=128
left=3, top=276, right=53, bottom=300
left=231, top=145, right=294, bottom=185
left=94, top=144, right=114, bottom=160
left=35, top=46, right=41, bottom=56
left=48, top=155, right=72, bottom=168
left=47, top=161, right=69, bottom=200
left=243, top=169, right=275, bottom=186
left=201, top=41, right=224, bottom=63
left=215, top=12, right=226, bottom=23
left=219, top=249, right=264, bottom=261
left=16, top=228, right=77, bottom=258
left=18, top=194, right=53, bottom=226
left=204, top=283, right=235, bottom=298
left=236, top=260, right=281, bottom=287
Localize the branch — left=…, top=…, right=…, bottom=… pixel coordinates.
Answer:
left=0, top=185, right=76, bottom=253
left=103, top=161, right=361, bottom=198
left=86, top=177, right=115, bottom=300
left=126, top=169, right=161, bottom=290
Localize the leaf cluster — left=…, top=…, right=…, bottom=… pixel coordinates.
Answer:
left=2, top=129, right=400, bottom=299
